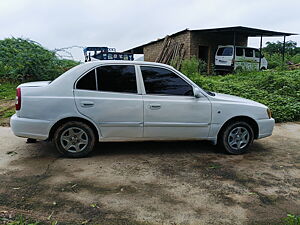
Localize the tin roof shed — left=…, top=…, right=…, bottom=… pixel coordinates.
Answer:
left=125, top=26, right=297, bottom=73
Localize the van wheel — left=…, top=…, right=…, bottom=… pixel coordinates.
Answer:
left=54, top=121, right=96, bottom=158
left=219, top=121, right=254, bottom=154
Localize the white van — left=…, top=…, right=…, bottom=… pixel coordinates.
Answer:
left=215, top=45, right=268, bottom=72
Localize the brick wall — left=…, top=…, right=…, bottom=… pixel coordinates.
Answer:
left=143, top=30, right=248, bottom=73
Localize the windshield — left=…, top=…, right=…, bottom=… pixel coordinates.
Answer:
left=217, top=47, right=233, bottom=56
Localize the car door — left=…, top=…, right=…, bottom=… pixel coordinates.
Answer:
left=139, top=65, right=211, bottom=139
left=74, top=64, right=143, bottom=138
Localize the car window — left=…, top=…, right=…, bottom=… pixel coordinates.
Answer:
left=255, top=49, right=261, bottom=58
left=96, top=65, right=137, bottom=94
left=236, top=47, right=243, bottom=56
left=140, top=66, right=193, bottom=96
left=245, top=49, right=254, bottom=57
left=76, top=69, right=97, bottom=90
left=217, top=47, right=233, bottom=56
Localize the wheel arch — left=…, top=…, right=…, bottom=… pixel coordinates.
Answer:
left=48, top=117, right=100, bottom=141
left=217, top=116, right=259, bottom=143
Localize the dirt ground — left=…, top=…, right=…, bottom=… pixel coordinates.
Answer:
left=0, top=123, right=299, bottom=225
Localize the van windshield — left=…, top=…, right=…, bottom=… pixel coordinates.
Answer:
left=217, top=47, right=233, bottom=56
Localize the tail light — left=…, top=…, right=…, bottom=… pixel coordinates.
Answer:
left=16, top=88, right=21, bottom=110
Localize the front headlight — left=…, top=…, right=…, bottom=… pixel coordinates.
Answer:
left=267, top=108, right=272, bottom=119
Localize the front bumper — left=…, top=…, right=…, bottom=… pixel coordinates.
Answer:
left=10, top=114, right=50, bottom=140
left=257, top=118, right=275, bottom=139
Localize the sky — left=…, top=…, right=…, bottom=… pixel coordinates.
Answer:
left=0, top=0, right=299, bottom=61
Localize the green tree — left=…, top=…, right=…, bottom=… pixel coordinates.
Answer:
left=0, top=37, right=79, bottom=82
left=263, top=41, right=300, bottom=56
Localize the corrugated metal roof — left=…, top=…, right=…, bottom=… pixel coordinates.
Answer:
left=190, top=26, right=296, bottom=36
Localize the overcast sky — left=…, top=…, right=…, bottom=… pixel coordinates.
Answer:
left=0, top=0, right=299, bottom=61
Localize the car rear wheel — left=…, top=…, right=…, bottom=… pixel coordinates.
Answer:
left=54, top=121, right=96, bottom=158
left=219, top=121, right=254, bottom=154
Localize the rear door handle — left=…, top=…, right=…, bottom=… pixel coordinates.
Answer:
left=149, top=104, right=161, bottom=110
left=80, top=101, right=94, bottom=107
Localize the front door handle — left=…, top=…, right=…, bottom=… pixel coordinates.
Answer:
left=149, top=104, right=161, bottom=110
left=80, top=101, right=94, bottom=107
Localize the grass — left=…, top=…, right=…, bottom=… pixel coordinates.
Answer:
left=3, top=213, right=300, bottom=225
left=187, top=69, right=300, bottom=122
left=1, top=215, right=39, bottom=225
left=0, top=82, right=18, bottom=100
left=1, top=215, right=60, bottom=225
left=0, top=82, right=18, bottom=124
left=283, top=214, right=300, bottom=225
left=0, top=102, right=15, bottom=126
left=2, top=108, right=15, bottom=118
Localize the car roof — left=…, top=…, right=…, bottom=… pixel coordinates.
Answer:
left=218, top=45, right=259, bottom=50
left=83, top=60, right=172, bottom=67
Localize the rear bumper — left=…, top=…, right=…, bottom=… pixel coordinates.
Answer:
left=257, top=118, right=275, bottom=139
left=215, top=65, right=233, bottom=71
left=10, top=114, right=50, bottom=140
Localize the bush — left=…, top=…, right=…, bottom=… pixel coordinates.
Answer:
left=0, top=37, right=79, bottom=82
left=263, top=41, right=300, bottom=69
left=180, top=57, right=200, bottom=76
left=180, top=57, right=208, bottom=76
left=198, top=59, right=208, bottom=74
left=264, top=53, right=300, bottom=69
left=183, top=68, right=300, bottom=122
left=290, top=54, right=300, bottom=64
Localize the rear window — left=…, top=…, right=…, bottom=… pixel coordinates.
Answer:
left=217, top=47, right=233, bottom=56
left=76, top=69, right=96, bottom=90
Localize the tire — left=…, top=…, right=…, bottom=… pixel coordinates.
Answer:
left=219, top=121, right=254, bottom=155
left=53, top=121, right=96, bottom=158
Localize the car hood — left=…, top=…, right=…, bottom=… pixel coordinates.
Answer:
left=18, top=81, right=51, bottom=88
left=211, top=92, right=267, bottom=108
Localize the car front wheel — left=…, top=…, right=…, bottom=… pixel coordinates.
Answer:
left=54, top=121, right=96, bottom=158
left=220, top=121, right=254, bottom=154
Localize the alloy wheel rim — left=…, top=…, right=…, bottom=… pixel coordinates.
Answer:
left=227, top=126, right=249, bottom=150
left=60, top=127, right=88, bottom=153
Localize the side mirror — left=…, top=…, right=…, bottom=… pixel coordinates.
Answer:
left=194, top=87, right=202, bottom=98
